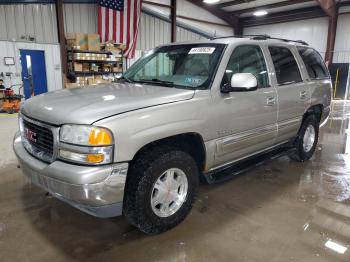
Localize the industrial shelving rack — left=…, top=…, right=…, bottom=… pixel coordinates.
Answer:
left=66, top=49, right=124, bottom=81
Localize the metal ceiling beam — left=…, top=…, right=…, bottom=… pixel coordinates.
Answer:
left=187, top=0, right=239, bottom=29
left=230, top=0, right=314, bottom=15
left=217, top=0, right=257, bottom=8
left=315, top=0, right=337, bottom=16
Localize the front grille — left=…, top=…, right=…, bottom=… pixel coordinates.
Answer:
left=22, top=117, right=54, bottom=161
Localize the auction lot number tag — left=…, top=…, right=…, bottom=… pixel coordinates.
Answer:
left=189, top=47, right=216, bottom=54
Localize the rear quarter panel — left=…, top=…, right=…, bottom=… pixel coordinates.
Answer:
left=309, top=78, right=332, bottom=122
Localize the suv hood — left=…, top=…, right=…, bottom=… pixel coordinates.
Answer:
left=21, top=83, right=195, bottom=125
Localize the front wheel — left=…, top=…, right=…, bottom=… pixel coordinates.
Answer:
left=123, top=146, right=199, bottom=234
left=289, top=114, right=319, bottom=162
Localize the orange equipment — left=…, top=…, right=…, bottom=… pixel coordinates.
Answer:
left=0, top=85, right=23, bottom=114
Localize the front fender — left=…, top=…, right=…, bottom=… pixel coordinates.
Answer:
left=94, top=97, right=208, bottom=162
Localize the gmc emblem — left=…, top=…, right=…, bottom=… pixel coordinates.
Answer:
left=24, top=128, right=37, bottom=143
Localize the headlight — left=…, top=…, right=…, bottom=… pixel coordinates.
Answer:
left=59, top=125, right=114, bottom=165
left=60, top=125, right=112, bottom=146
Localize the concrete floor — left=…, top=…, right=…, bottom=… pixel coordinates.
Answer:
left=0, top=101, right=350, bottom=262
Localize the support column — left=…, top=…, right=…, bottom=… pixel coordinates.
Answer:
left=316, top=0, right=338, bottom=65
left=171, top=0, right=177, bottom=42
left=234, top=18, right=243, bottom=36
left=56, top=0, right=67, bottom=75
left=325, top=9, right=338, bottom=65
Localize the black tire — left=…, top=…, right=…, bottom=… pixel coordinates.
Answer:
left=123, top=146, right=199, bottom=234
left=289, top=114, right=319, bottom=162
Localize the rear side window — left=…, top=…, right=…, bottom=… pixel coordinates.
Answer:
left=268, top=46, right=302, bottom=85
left=297, top=47, right=329, bottom=79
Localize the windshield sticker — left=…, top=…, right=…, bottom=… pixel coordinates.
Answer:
left=189, top=47, right=216, bottom=54
left=185, top=77, right=202, bottom=85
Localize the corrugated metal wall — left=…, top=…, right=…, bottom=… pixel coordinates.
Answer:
left=0, top=4, right=58, bottom=43
left=136, top=12, right=205, bottom=51
left=0, top=41, right=63, bottom=94
left=127, top=13, right=206, bottom=67
left=63, top=3, right=97, bottom=34
left=333, top=13, right=350, bottom=63
left=243, top=17, right=329, bottom=56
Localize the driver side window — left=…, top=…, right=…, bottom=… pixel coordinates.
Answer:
left=223, top=45, right=269, bottom=88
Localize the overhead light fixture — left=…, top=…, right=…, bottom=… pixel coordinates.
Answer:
left=253, top=10, right=268, bottom=17
left=203, top=0, right=220, bottom=4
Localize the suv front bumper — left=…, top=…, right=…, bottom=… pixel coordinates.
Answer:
left=13, top=132, right=128, bottom=218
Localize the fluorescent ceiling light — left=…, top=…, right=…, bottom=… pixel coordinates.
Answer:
left=325, top=240, right=348, bottom=254
left=203, top=0, right=220, bottom=4
left=253, top=10, right=268, bottom=17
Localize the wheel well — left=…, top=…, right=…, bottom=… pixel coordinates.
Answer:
left=131, top=133, right=206, bottom=172
left=303, top=104, right=323, bottom=123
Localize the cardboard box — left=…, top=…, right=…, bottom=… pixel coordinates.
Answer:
left=88, top=34, right=101, bottom=51
left=103, top=64, right=112, bottom=72
left=91, top=64, right=99, bottom=72
left=65, top=83, right=80, bottom=89
left=113, top=65, right=123, bottom=72
left=87, top=78, right=95, bottom=85
left=102, top=41, right=126, bottom=52
left=66, top=33, right=87, bottom=50
left=69, top=62, right=83, bottom=72
left=82, top=63, right=90, bottom=72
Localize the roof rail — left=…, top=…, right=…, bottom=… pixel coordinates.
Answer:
left=212, top=34, right=309, bottom=46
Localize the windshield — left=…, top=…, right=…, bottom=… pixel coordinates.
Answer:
left=123, top=44, right=225, bottom=89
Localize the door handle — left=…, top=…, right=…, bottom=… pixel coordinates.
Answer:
left=300, top=91, right=307, bottom=99
left=266, top=96, right=276, bottom=106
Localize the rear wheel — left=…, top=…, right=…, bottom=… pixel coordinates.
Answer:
left=123, top=146, right=198, bottom=234
left=289, top=114, right=319, bottom=162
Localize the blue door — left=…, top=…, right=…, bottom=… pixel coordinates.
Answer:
left=20, top=50, right=48, bottom=99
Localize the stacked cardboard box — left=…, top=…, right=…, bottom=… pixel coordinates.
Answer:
left=66, top=33, right=88, bottom=50
left=66, top=33, right=124, bottom=88
left=68, top=62, right=83, bottom=72
left=67, top=33, right=101, bottom=51
left=88, top=34, right=100, bottom=51
left=113, top=64, right=123, bottom=73
left=65, top=76, right=112, bottom=88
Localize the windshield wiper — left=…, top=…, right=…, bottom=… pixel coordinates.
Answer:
left=137, top=78, right=174, bottom=87
left=119, top=76, right=133, bottom=83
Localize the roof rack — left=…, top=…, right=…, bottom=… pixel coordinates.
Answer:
left=212, top=34, right=309, bottom=46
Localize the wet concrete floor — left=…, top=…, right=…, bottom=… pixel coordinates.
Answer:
left=1, top=101, right=350, bottom=261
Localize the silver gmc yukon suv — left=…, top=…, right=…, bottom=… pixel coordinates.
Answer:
left=14, top=35, right=332, bottom=234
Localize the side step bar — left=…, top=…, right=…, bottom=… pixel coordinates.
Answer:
left=203, top=144, right=295, bottom=184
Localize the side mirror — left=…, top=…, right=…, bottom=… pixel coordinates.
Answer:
left=221, top=73, right=258, bottom=93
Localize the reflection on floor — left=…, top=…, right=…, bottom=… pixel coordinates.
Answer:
left=299, top=101, right=350, bottom=261
left=0, top=102, right=350, bottom=262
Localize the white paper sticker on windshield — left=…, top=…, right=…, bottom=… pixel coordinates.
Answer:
left=189, top=47, right=216, bottom=54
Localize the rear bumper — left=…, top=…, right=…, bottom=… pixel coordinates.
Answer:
left=13, top=132, right=128, bottom=218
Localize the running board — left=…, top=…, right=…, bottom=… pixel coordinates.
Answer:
left=203, top=145, right=295, bottom=184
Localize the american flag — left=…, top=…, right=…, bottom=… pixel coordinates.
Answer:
left=98, top=0, right=142, bottom=58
